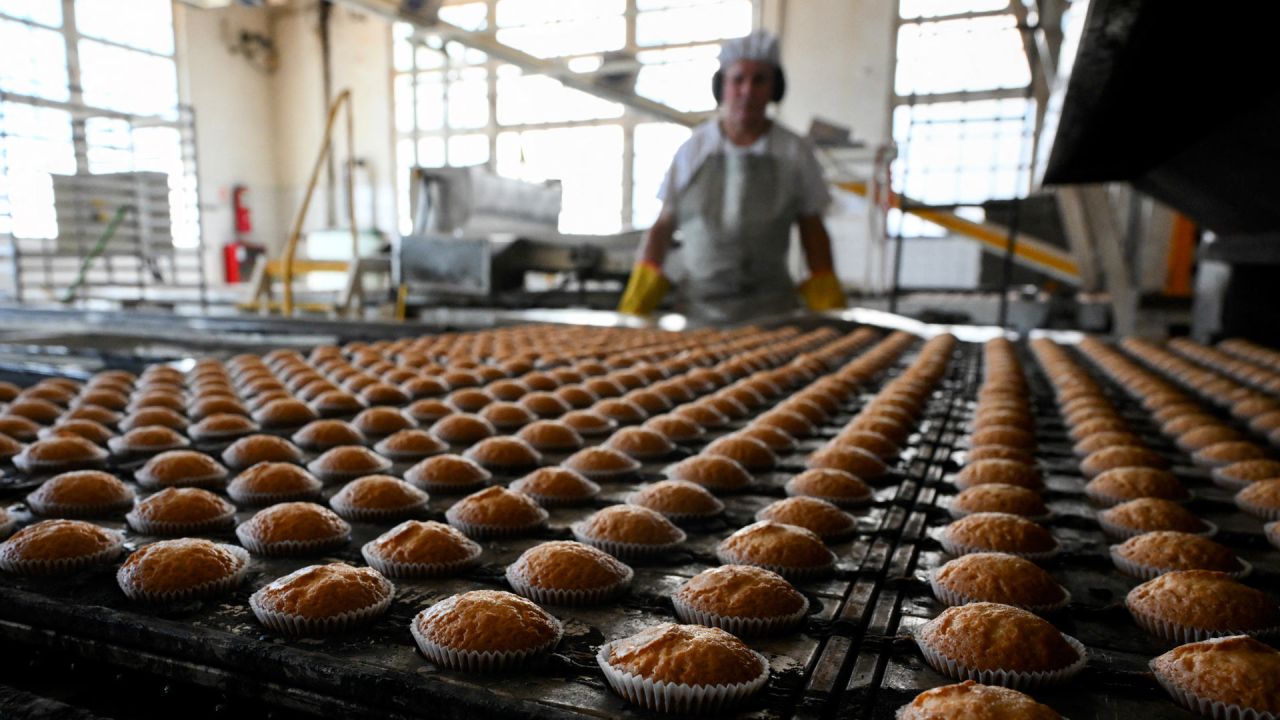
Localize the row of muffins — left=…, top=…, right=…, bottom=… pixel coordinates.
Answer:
left=1167, top=336, right=1280, bottom=401
left=1219, top=337, right=1280, bottom=375
left=1035, top=338, right=1280, bottom=719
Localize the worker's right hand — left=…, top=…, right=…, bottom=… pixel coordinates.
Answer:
left=617, top=261, right=670, bottom=316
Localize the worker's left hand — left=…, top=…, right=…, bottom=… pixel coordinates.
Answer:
left=798, top=270, right=846, bottom=311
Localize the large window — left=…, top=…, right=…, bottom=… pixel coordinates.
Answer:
left=393, top=0, right=748, bottom=236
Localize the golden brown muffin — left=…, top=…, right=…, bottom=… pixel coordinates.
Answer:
left=117, top=538, right=247, bottom=601
left=306, top=445, right=393, bottom=483
left=187, top=396, right=247, bottom=422
left=462, top=436, right=543, bottom=470
left=401, top=376, right=450, bottom=400
left=731, top=425, right=796, bottom=454
left=1098, top=497, right=1211, bottom=538
left=235, top=502, right=350, bottom=556
left=672, top=564, right=806, bottom=633
left=0, top=518, right=122, bottom=575
left=404, top=398, right=455, bottom=425
left=478, top=402, right=535, bottom=431
left=429, top=413, right=496, bottom=446
left=931, top=552, right=1068, bottom=611
left=1163, top=413, right=1221, bottom=438
left=251, top=398, right=318, bottom=429
left=8, top=397, right=66, bottom=424
left=916, top=602, right=1081, bottom=676
left=704, top=435, right=777, bottom=472
left=1150, top=636, right=1280, bottom=715
left=14, top=435, right=109, bottom=474
left=188, top=413, right=259, bottom=442
left=950, top=484, right=1048, bottom=518
left=601, top=623, right=765, bottom=689
left=642, top=414, right=706, bottom=444
left=942, top=513, right=1058, bottom=557
left=572, top=504, right=685, bottom=556
left=965, top=445, right=1036, bottom=466
left=663, top=454, right=749, bottom=493
left=134, top=450, right=228, bottom=490
left=411, top=590, right=560, bottom=670
left=0, top=414, right=43, bottom=443
left=605, top=427, right=677, bottom=461
left=61, top=406, right=122, bottom=430
left=38, top=419, right=116, bottom=446
left=1213, top=458, right=1280, bottom=489
left=508, top=467, right=599, bottom=507
left=1126, top=570, right=1280, bottom=641
left=716, top=521, right=836, bottom=577
left=510, top=420, right=582, bottom=452
left=517, top=388, right=571, bottom=418
left=1193, top=440, right=1268, bottom=468
left=628, top=479, right=724, bottom=520
left=446, top=388, right=494, bottom=414
left=1177, top=425, right=1244, bottom=452
left=1085, top=467, right=1189, bottom=506
left=250, top=562, right=392, bottom=635
left=227, top=462, right=323, bottom=505
left=1080, top=445, right=1169, bottom=478
left=328, top=475, right=427, bottom=521
left=76, top=389, right=130, bottom=412
left=785, top=467, right=873, bottom=507
left=505, top=541, right=632, bottom=605
left=829, top=429, right=897, bottom=461
left=1112, top=531, right=1245, bottom=577
left=220, top=434, right=304, bottom=471
left=672, top=402, right=731, bottom=431
left=755, top=497, right=855, bottom=540
left=352, top=406, right=415, bottom=439
left=897, top=681, right=1062, bottom=720
left=1067, top=416, right=1131, bottom=441
left=806, top=445, right=888, bottom=480
left=369, top=428, right=445, bottom=461
left=403, top=453, right=491, bottom=492
left=126, top=487, right=235, bottom=535
left=361, top=519, right=481, bottom=577
left=555, top=385, right=599, bottom=410
left=1236, top=479, right=1280, bottom=519
left=27, top=470, right=134, bottom=517
left=954, top=459, right=1044, bottom=492
left=359, top=382, right=410, bottom=407
left=291, top=419, right=365, bottom=452
left=445, top=486, right=547, bottom=537
left=969, top=425, right=1036, bottom=451
left=559, top=410, right=618, bottom=437
left=1072, top=431, right=1144, bottom=458
left=119, top=407, right=188, bottom=433
left=107, top=426, right=190, bottom=457
left=562, top=446, right=642, bottom=480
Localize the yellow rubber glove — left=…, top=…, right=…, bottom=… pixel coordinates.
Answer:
left=618, top=261, right=670, bottom=316
left=798, top=270, right=846, bottom=311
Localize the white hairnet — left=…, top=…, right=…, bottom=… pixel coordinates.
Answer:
left=718, top=31, right=781, bottom=70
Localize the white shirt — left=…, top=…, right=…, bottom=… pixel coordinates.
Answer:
left=657, top=119, right=832, bottom=217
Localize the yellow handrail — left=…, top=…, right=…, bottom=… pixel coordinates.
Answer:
left=281, top=89, right=359, bottom=317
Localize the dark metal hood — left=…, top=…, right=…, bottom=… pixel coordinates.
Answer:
left=1038, top=0, right=1280, bottom=235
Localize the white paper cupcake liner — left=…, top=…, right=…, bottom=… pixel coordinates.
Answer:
left=1109, top=545, right=1252, bottom=580
left=505, top=563, right=633, bottom=606
left=914, top=631, right=1087, bottom=690
left=1151, top=660, right=1280, bottom=720
left=250, top=576, right=393, bottom=636
left=671, top=594, right=809, bottom=637
left=117, top=545, right=249, bottom=603
left=947, top=505, right=1053, bottom=524
left=570, top=523, right=686, bottom=560
left=360, top=540, right=482, bottom=578
left=26, top=496, right=135, bottom=519
left=1128, top=606, right=1280, bottom=645
left=410, top=614, right=562, bottom=672
left=1234, top=495, right=1280, bottom=521
left=937, top=532, right=1060, bottom=562
left=135, top=471, right=228, bottom=490
left=234, top=524, right=350, bottom=557
left=125, top=507, right=238, bottom=536
left=0, top=535, right=124, bottom=577
left=927, top=570, right=1070, bottom=615
left=596, top=641, right=770, bottom=714
left=329, top=494, right=429, bottom=522
left=1097, top=517, right=1217, bottom=541
left=444, top=505, right=549, bottom=539
left=714, top=548, right=836, bottom=581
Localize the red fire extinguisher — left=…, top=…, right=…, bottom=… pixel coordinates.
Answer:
left=224, top=185, right=264, bottom=283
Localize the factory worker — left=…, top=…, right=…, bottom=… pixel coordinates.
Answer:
left=618, top=30, right=846, bottom=321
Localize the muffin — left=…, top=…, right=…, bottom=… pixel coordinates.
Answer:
left=429, top=413, right=496, bottom=446
left=134, top=450, right=229, bottom=489
left=250, top=563, right=393, bottom=636
left=326, top=475, right=427, bottom=521
left=235, top=502, right=351, bottom=556
left=897, top=681, right=1062, bottom=720
left=508, top=467, right=600, bottom=507
left=252, top=398, right=318, bottom=429
left=0, top=414, right=42, bottom=442
left=403, top=454, right=491, bottom=493
left=352, top=407, right=415, bottom=439
left=665, top=455, right=752, bottom=493
left=596, top=623, right=769, bottom=714
left=954, top=460, right=1044, bottom=492
left=505, top=541, right=633, bottom=605
left=671, top=564, right=807, bottom=636
left=969, top=425, right=1036, bottom=451
left=755, top=497, right=856, bottom=540
left=462, top=436, right=543, bottom=471
left=628, top=479, right=725, bottom=522
left=227, top=462, right=323, bottom=506
left=560, top=410, right=618, bottom=437
left=188, top=413, right=259, bottom=443
left=117, top=538, right=248, bottom=603
left=1072, top=431, right=1143, bottom=458
left=1126, top=570, right=1280, bottom=643
left=27, top=470, right=135, bottom=517
left=930, top=552, right=1069, bottom=614
left=704, top=435, right=777, bottom=472
left=411, top=589, right=561, bottom=672
left=1097, top=498, right=1213, bottom=539
left=940, top=513, right=1058, bottom=560
left=605, top=427, right=677, bottom=461
left=479, top=402, right=535, bottom=431
left=966, top=445, right=1036, bottom=466
left=39, top=419, right=116, bottom=446
left=119, top=407, right=188, bottom=433
left=1080, top=445, right=1169, bottom=478
left=831, top=430, right=898, bottom=460
left=1150, top=636, right=1280, bottom=717
left=572, top=504, right=686, bottom=559
left=562, top=446, right=642, bottom=480
left=784, top=468, right=873, bottom=507
left=369, top=428, right=446, bottom=462
left=1111, top=531, right=1247, bottom=579
left=914, top=603, right=1085, bottom=688
left=306, top=445, right=394, bottom=483
left=14, top=436, right=109, bottom=474
left=361, top=520, right=480, bottom=578
left=291, top=419, right=365, bottom=452
left=126, top=487, right=236, bottom=535
left=516, top=420, right=585, bottom=452
left=445, top=486, right=548, bottom=538
left=716, top=521, right=837, bottom=579
left=405, top=398, right=455, bottom=424
left=1212, top=458, right=1280, bottom=490
left=0, top=519, right=123, bottom=576
left=805, top=445, right=888, bottom=481
left=1084, top=467, right=1190, bottom=506
left=1192, top=441, right=1267, bottom=469
left=949, top=484, right=1048, bottom=520
left=1177, top=425, right=1244, bottom=453
left=1236, top=479, right=1280, bottom=520
left=520, top=391, right=572, bottom=419
left=221, top=435, right=305, bottom=471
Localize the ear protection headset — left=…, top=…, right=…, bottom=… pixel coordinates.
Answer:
left=712, top=66, right=787, bottom=105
